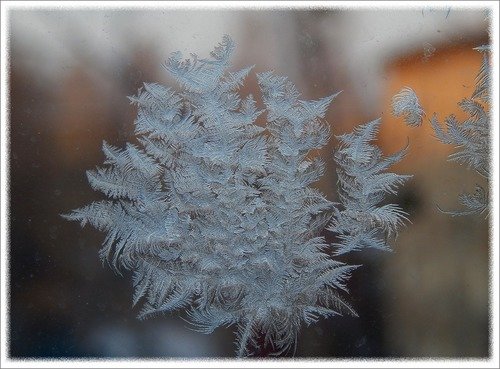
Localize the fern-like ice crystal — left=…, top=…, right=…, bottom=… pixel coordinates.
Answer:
left=329, top=119, right=411, bottom=254
left=391, top=87, right=424, bottom=127
left=63, top=35, right=410, bottom=356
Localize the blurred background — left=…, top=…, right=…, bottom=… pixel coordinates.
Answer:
left=7, top=5, right=491, bottom=358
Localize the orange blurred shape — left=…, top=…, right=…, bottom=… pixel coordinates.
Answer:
left=380, top=43, right=485, bottom=174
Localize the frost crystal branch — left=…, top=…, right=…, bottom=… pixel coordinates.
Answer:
left=391, top=86, right=424, bottom=127
left=329, top=119, right=411, bottom=254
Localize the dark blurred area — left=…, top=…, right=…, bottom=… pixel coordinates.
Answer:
left=6, top=7, right=491, bottom=358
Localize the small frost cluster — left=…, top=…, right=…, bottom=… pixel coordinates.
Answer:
left=393, top=45, right=491, bottom=217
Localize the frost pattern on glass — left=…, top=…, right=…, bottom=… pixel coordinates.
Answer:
left=329, top=119, right=411, bottom=255
left=391, top=87, right=424, bottom=127
left=393, top=46, right=491, bottom=217
left=63, top=36, right=410, bottom=356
